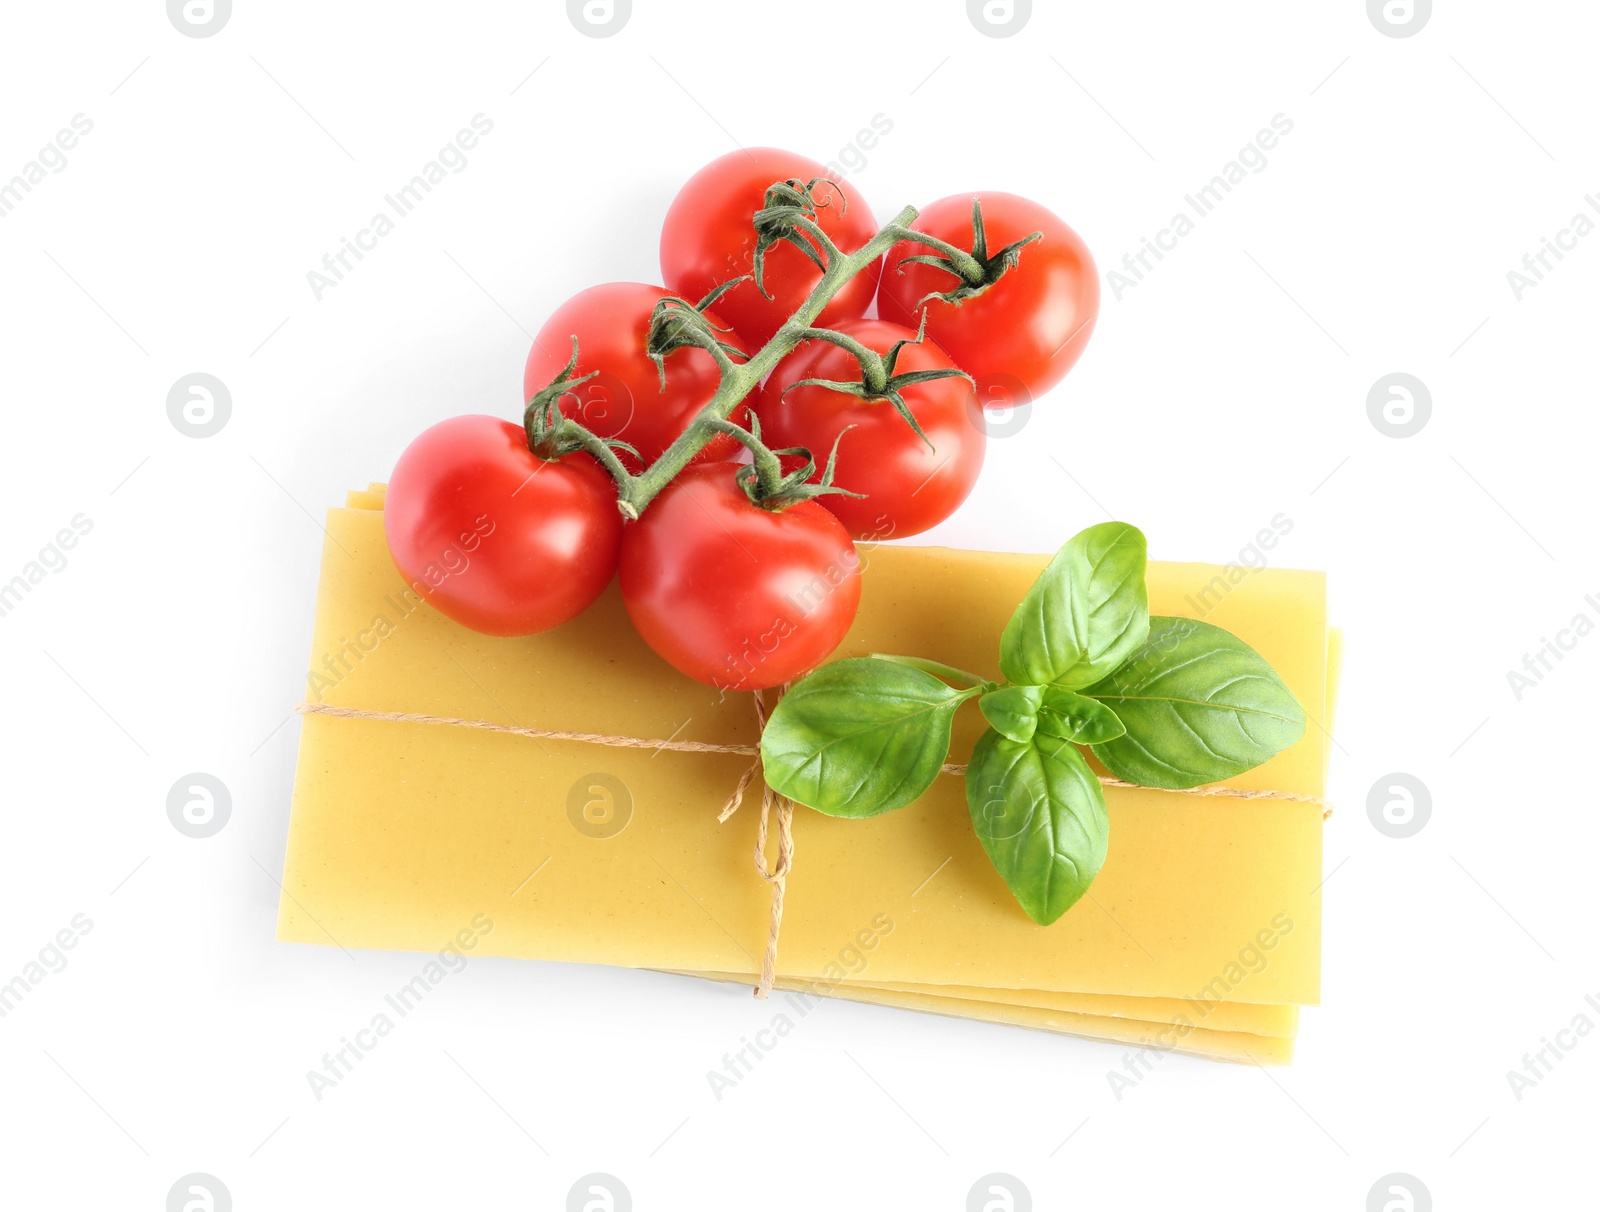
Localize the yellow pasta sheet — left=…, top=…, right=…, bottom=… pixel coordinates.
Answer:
left=278, top=492, right=1328, bottom=1058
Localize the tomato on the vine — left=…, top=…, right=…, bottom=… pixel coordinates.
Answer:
left=878, top=193, right=1099, bottom=404
left=523, top=282, right=749, bottom=471
left=754, top=319, right=986, bottom=541
left=619, top=463, right=861, bottom=691
left=660, top=148, right=881, bottom=350
left=385, top=415, right=623, bottom=636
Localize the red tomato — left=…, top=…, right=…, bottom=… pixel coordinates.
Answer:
left=660, top=148, right=881, bottom=350
left=385, top=415, right=623, bottom=636
left=524, top=282, right=748, bottom=472
left=753, top=319, right=985, bottom=541
left=878, top=193, right=1099, bottom=403
left=619, top=464, right=861, bottom=690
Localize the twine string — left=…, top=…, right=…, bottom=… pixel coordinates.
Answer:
left=296, top=701, right=1329, bottom=809
left=297, top=698, right=1331, bottom=999
left=739, top=688, right=796, bottom=1000
left=299, top=702, right=759, bottom=757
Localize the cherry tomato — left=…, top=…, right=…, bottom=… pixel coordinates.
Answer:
left=619, top=464, right=861, bottom=690
left=385, top=415, right=623, bottom=636
left=753, top=319, right=985, bottom=541
left=660, top=148, right=881, bottom=350
left=524, top=282, right=748, bottom=472
left=878, top=193, right=1099, bottom=403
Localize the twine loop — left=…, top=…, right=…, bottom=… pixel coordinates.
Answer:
left=716, top=687, right=796, bottom=999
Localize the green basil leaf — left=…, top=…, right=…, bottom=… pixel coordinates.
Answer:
left=761, top=658, right=970, bottom=818
left=979, top=685, right=1043, bottom=744
left=965, top=729, right=1109, bottom=925
left=999, top=521, right=1150, bottom=690
left=1036, top=687, right=1126, bottom=745
left=1084, top=616, right=1306, bottom=789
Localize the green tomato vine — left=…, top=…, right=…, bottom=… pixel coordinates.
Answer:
left=522, top=180, right=1037, bottom=517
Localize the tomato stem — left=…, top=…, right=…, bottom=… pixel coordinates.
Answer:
left=562, top=426, right=638, bottom=489
left=884, top=227, right=987, bottom=285
left=891, top=200, right=1044, bottom=310
left=616, top=203, right=922, bottom=516
left=788, top=327, right=889, bottom=393
left=706, top=418, right=787, bottom=498
left=868, top=653, right=992, bottom=689
left=533, top=192, right=1035, bottom=519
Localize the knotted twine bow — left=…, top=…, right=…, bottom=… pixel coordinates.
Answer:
left=298, top=697, right=1329, bottom=1000
left=714, top=685, right=795, bottom=1000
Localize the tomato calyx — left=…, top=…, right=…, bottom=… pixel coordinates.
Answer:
left=645, top=281, right=750, bottom=390
left=780, top=313, right=973, bottom=450
left=896, top=197, right=1044, bottom=309
left=707, top=416, right=864, bottom=512
left=524, top=337, right=643, bottom=470
left=752, top=177, right=849, bottom=300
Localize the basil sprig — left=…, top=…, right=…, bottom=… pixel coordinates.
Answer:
left=759, top=522, right=1307, bottom=925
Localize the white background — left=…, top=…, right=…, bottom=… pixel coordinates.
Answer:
left=1, top=1, right=1595, bottom=1208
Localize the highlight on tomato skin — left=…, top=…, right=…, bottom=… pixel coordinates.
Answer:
left=384, top=415, right=623, bottom=637
left=618, top=463, right=863, bottom=692
left=753, top=318, right=986, bottom=542
left=523, top=282, right=752, bottom=472
left=660, top=147, right=881, bottom=350
left=878, top=192, right=1100, bottom=402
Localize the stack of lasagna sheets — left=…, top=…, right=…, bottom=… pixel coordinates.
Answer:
left=278, top=486, right=1337, bottom=1063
